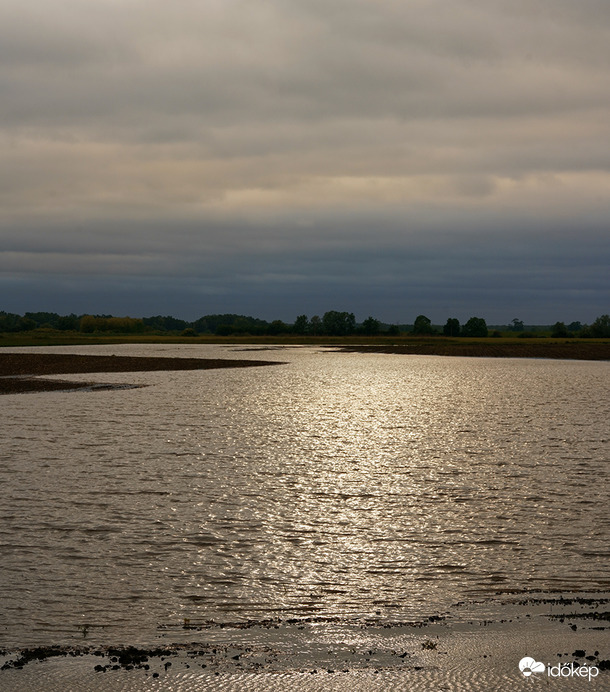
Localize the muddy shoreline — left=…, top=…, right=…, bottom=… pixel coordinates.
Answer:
left=1, top=595, right=608, bottom=690
left=0, top=353, right=284, bottom=395
left=337, top=342, right=610, bottom=360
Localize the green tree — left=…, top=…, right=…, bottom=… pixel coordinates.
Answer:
left=57, top=314, right=79, bottom=331
left=413, top=314, right=434, bottom=335
left=293, top=314, right=309, bottom=335
left=19, top=317, right=36, bottom=331
left=462, top=317, right=488, bottom=337
left=267, top=320, right=288, bottom=335
left=443, top=318, right=460, bottom=337
left=322, top=311, right=356, bottom=336
left=309, top=315, right=321, bottom=335
left=24, top=312, right=61, bottom=328
left=192, top=314, right=268, bottom=335
left=79, top=315, right=97, bottom=333
left=510, top=318, right=524, bottom=332
left=143, top=315, right=190, bottom=332
left=590, top=314, right=610, bottom=338
left=79, top=315, right=144, bottom=333
left=0, top=311, right=23, bottom=332
left=215, top=324, right=234, bottom=336
left=361, top=316, right=381, bottom=335
left=551, top=321, right=569, bottom=338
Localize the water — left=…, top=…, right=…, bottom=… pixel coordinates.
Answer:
left=0, top=344, right=608, bottom=648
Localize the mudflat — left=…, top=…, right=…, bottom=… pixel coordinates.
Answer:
left=338, top=341, right=610, bottom=360
left=0, top=353, right=284, bottom=394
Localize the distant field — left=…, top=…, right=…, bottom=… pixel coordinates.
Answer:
left=1, top=330, right=609, bottom=360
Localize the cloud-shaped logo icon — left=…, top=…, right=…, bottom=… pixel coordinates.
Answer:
left=519, top=657, right=545, bottom=677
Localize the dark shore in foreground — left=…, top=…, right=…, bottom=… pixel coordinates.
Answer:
left=0, top=353, right=284, bottom=395
left=1, top=594, right=608, bottom=689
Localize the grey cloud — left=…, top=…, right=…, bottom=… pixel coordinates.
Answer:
left=0, top=0, right=608, bottom=322
left=2, top=1, right=608, bottom=130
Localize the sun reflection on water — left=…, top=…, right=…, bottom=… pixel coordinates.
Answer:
left=0, top=347, right=608, bottom=645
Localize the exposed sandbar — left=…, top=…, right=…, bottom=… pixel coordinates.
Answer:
left=0, top=353, right=284, bottom=395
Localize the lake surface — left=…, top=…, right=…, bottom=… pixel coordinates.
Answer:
left=1, top=344, right=608, bottom=648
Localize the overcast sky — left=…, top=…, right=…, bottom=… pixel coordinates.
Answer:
left=1, top=0, right=609, bottom=324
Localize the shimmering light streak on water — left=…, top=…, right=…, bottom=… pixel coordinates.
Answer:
left=0, top=345, right=608, bottom=646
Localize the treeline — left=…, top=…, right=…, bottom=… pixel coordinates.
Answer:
left=417, top=315, right=610, bottom=338
left=1, top=310, right=609, bottom=338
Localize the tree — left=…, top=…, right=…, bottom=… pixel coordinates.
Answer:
left=310, top=315, right=321, bottom=335
left=510, top=318, right=525, bottom=332
left=443, top=318, right=460, bottom=337
left=56, top=314, right=79, bottom=331
left=0, top=311, right=23, bottom=332
left=24, top=312, right=61, bottom=328
left=551, top=321, right=568, bottom=338
left=293, top=314, right=309, bottom=335
left=143, top=315, right=190, bottom=332
left=322, top=310, right=356, bottom=336
left=79, top=315, right=97, bottom=333
left=413, top=314, right=434, bottom=335
left=267, top=320, right=288, bottom=335
left=79, top=315, right=144, bottom=333
left=462, top=316, right=488, bottom=337
left=19, top=318, right=36, bottom=331
left=590, top=314, right=610, bottom=338
left=215, top=324, right=234, bottom=336
left=361, top=316, right=381, bottom=335
left=191, top=314, right=268, bottom=335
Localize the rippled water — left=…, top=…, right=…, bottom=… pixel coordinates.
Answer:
left=0, top=345, right=608, bottom=647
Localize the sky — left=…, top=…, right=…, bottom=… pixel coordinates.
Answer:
left=1, top=0, right=609, bottom=325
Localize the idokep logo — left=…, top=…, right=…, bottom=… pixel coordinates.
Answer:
left=519, top=656, right=600, bottom=681
left=519, top=657, right=545, bottom=677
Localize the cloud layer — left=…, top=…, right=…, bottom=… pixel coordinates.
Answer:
left=1, top=0, right=609, bottom=322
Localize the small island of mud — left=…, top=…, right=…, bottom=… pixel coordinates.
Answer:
left=0, top=353, right=285, bottom=395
